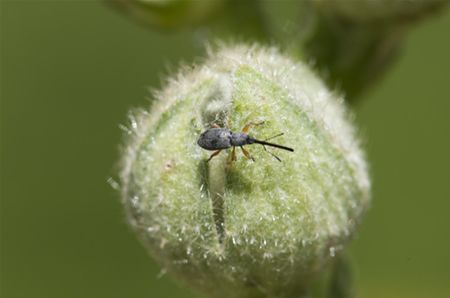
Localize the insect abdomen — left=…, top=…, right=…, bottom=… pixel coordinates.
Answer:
left=197, top=128, right=232, bottom=150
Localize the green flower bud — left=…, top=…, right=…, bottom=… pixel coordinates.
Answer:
left=311, top=0, right=448, bottom=23
left=108, top=0, right=225, bottom=29
left=119, top=44, right=370, bottom=298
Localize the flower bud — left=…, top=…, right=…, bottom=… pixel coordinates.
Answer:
left=119, top=44, right=370, bottom=298
left=108, top=0, right=225, bottom=29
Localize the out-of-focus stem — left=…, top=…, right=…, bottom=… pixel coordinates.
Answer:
left=299, top=0, right=449, bottom=102
left=209, top=0, right=271, bottom=43
left=327, top=254, right=354, bottom=298
left=301, top=8, right=407, bottom=101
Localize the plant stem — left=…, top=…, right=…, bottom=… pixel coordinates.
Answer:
left=300, top=7, right=408, bottom=102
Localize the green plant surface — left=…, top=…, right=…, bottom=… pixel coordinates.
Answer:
left=1, top=1, right=450, bottom=298
left=119, top=45, right=370, bottom=298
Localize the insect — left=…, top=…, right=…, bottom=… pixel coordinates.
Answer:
left=197, top=122, right=294, bottom=162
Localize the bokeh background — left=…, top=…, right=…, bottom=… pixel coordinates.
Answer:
left=1, top=1, right=449, bottom=298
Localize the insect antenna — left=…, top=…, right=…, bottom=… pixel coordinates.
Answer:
left=251, top=132, right=294, bottom=161
left=260, top=133, right=285, bottom=162
left=263, top=132, right=284, bottom=142
left=253, top=139, right=294, bottom=152
left=262, top=145, right=282, bottom=162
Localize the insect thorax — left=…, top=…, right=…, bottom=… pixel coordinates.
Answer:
left=230, top=132, right=250, bottom=146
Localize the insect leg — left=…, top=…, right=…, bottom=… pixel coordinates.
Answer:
left=207, top=150, right=222, bottom=162
left=227, top=146, right=236, bottom=164
left=242, top=121, right=265, bottom=134
left=240, top=146, right=255, bottom=162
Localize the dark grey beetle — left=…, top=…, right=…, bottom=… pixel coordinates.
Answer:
left=197, top=123, right=294, bottom=162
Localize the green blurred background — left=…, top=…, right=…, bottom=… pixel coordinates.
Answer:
left=1, top=1, right=449, bottom=298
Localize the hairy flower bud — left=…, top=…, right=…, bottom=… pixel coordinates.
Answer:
left=119, top=44, right=370, bottom=298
